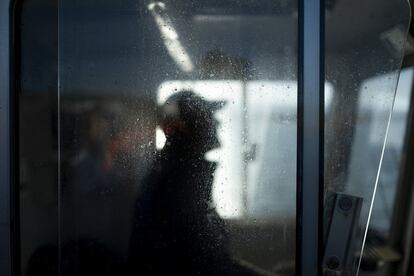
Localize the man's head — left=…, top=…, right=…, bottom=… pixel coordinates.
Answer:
left=158, top=90, right=224, bottom=154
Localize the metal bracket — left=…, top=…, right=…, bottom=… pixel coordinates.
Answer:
left=322, top=193, right=363, bottom=275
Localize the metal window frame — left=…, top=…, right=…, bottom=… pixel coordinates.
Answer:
left=2, top=0, right=327, bottom=275
left=0, top=0, right=13, bottom=275
left=297, top=0, right=325, bottom=275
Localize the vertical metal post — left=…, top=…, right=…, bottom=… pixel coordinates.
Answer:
left=0, top=0, right=12, bottom=275
left=297, top=0, right=324, bottom=275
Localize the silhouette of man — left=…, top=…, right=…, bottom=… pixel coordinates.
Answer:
left=128, top=90, right=263, bottom=275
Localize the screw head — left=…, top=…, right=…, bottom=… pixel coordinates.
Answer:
left=326, top=256, right=340, bottom=270
left=339, top=196, right=353, bottom=212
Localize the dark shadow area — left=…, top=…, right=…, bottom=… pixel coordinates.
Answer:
left=127, top=91, right=264, bottom=275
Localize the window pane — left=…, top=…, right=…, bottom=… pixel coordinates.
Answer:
left=371, top=67, right=414, bottom=234
left=358, top=67, right=413, bottom=274
left=19, top=0, right=298, bottom=275
left=324, top=0, right=410, bottom=274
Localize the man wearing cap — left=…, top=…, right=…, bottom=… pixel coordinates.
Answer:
left=128, top=90, right=263, bottom=275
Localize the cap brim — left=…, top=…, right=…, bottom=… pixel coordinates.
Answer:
left=208, top=100, right=227, bottom=111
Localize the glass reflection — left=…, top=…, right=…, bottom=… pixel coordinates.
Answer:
left=324, top=0, right=410, bottom=273
left=19, top=0, right=299, bottom=275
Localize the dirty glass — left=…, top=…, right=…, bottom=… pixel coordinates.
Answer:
left=324, top=0, right=410, bottom=275
left=363, top=67, right=414, bottom=275
left=18, top=1, right=59, bottom=275
left=367, top=67, right=413, bottom=235
left=18, top=0, right=298, bottom=275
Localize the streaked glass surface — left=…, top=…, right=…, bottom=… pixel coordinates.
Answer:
left=370, top=67, right=414, bottom=234
left=19, top=0, right=298, bottom=275
left=324, top=0, right=410, bottom=274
